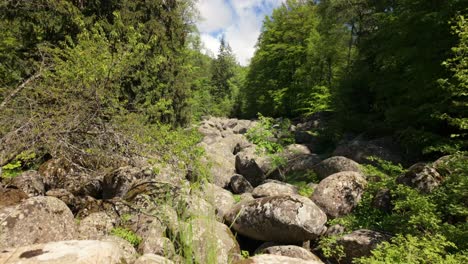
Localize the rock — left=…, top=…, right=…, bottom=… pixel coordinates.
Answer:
left=372, top=188, right=392, bottom=213
left=396, top=163, right=443, bottom=193
left=203, top=183, right=236, bottom=220
left=283, top=154, right=322, bottom=174
left=0, top=187, right=28, bottom=209
left=237, top=254, right=324, bottom=264
left=11, top=170, right=45, bottom=196
left=282, top=144, right=312, bottom=160
left=134, top=254, right=175, bottom=264
left=129, top=214, right=166, bottom=239
left=324, top=224, right=346, bottom=237
left=256, top=244, right=324, bottom=262
left=230, top=174, right=254, bottom=194
left=313, top=156, right=361, bottom=180
left=431, top=155, right=467, bottom=176
left=139, top=236, right=175, bottom=258
left=312, top=171, right=367, bottom=218
left=333, top=136, right=403, bottom=165
left=235, top=147, right=273, bottom=187
left=337, top=229, right=391, bottom=263
left=189, top=218, right=241, bottom=264
left=239, top=192, right=255, bottom=203
left=46, top=188, right=77, bottom=211
left=226, top=195, right=327, bottom=243
left=78, top=212, right=115, bottom=240
left=252, top=180, right=298, bottom=198
left=180, top=194, right=215, bottom=219
left=102, top=166, right=152, bottom=199
left=101, top=235, right=138, bottom=263
left=0, top=240, right=126, bottom=264
left=0, top=196, right=77, bottom=248
left=295, top=131, right=316, bottom=145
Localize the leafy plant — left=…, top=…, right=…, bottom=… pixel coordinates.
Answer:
left=246, top=114, right=294, bottom=154
left=110, top=227, right=142, bottom=247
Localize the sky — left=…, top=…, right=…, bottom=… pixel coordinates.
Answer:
left=195, top=0, right=285, bottom=66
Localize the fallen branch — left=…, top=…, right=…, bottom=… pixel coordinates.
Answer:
left=0, top=72, right=41, bottom=111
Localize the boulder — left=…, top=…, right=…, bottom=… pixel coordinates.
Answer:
left=312, top=171, right=367, bottom=218
left=0, top=187, right=28, bottom=209
left=11, top=170, right=45, bottom=196
left=129, top=214, right=166, bottom=238
left=281, top=154, right=322, bottom=175
left=282, top=144, right=312, bottom=160
left=189, top=218, right=241, bottom=264
left=134, top=254, right=175, bottom=264
left=102, top=166, right=152, bottom=199
left=101, top=235, right=138, bottom=263
left=333, top=136, right=402, bottom=165
left=336, top=229, right=391, bottom=263
left=0, top=196, right=77, bottom=248
left=371, top=188, right=392, bottom=213
left=396, top=163, right=443, bottom=193
left=46, top=188, right=77, bottom=211
left=230, top=174, right=254, bottom=194
left=235, top=147, right=273, bottom=187
left=203, top=183, right=236, bottom=220
left=78, top=212, right=115, bottom=240
left=324, top=224, right=346, bottom=237
left=237, top=254, right=324, bottom=264
left=139, top=236, right=175, bottom=258
left=0, top=240, right=126, bottom=264
left=252, top=180, right=298, bottom=198
left=256, top=244, right=324, bottom=262
left=226, top=195, right=327, bottom=243
left=313, top=156, right=361, bottom=180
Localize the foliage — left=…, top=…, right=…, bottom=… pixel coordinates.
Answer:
left=245, top=114, right=294, bottom=154
left=111, top=227, right=142, bottom=247
left=318, top=235, right=345, bottom=262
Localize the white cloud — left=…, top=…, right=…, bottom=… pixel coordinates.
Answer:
left=196, top=0, right=286, bottom=66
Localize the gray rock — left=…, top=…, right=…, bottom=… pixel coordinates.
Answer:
left=337, top=229, right=391, bottom=263
left=396, top=163, right=443, bottom=193
left=256, top=244, right=324, bottom=262
left=0, top=196, right=77, bottom=248
left=372, top=188, right=392, bottom=213
left=285, top=154, right=322, bottom=174
left=252, top=180, right=298, bottom=198
left=312, top=171, right=367, bottom=218
left=134, top=254, right=175, bottom=264
left=324, top=224, right=346, bottom=237
left=102, top=166, right=152, bottom=199
left=333, top=136, right=402, bottom=165
left=189, top=218, right=241, bottom=264
left=313, top=156, right=361, bottom=180
left=235, top=147, right=273, bottom=187
left=101, top=235, right=138, bottom=263
left=46, top=188, right=76, bottom=210
left=226, top=195, right=327, bottom=243
left=282, top=144, right=312, bottom=160
left=11, top=170, right=45, bottom=196
left=203, top=183, right=236, bottom=220
left=78, top=212, right=115, bottom=240
left=0, top=240, right=127, bottom=264
left=0, top=187, right=28, bottom=209
left=238, top=254, right=324, bottom=264
left=230, top=174, right=254, bottom=194
left=139, top=236, right=175, bottom=258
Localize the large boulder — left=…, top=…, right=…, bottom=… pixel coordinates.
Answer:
left=313, top=156, right=361, bottom=180
left=252, top=180, right=298, bottom=198
left=11, top=170, right=45, bottom=196
left=0, top=196, right=77, bottom=248
left=256, top=244, right=324, bottom=262
left=336, top=229, right=391, bottom=264
left=189, top=218, right=241, bottom=264
left=102, top=166, right=153, bottom=199
left=333, top=136, right=402, bottom=165
left=312, top=171, right=367, bottom=218
left=0, top=187, right=28, bottom=209
left=0, top=240, right=126, bottom=264
left=226, top=195, right=327, bottom=243
left=230, top=174, right=254, bottom=194
left=139, top=236, right=175, bottom=258
left=203, top=183, right=236, bottom=220
left=396, top=163, right=443, bottom=193
left=281, top=144, right=312, bottom=160
left=77, top=212, right=115, bottom=240
left=235, top=147, right=273, bottom=187
left=101, top=235, right=138, bottom=263
left=237, top=254, right=324, bottom=264
left=271, top=154, right=321, bottom=178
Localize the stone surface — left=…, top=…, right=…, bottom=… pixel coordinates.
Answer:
left=134, top=254, right=175, bottom=264
left=372, top=188, right=392, bottom=213
left=256, top=245, right=324, bottom=262
left=0, top=187, right=28, bottom=209
left=226, top=195, right=327, bottom=243
left=313, top=156, right=361, bottom=180
left=396, top=163, right=443, bottom=193
left=139, top=236, right=175, bottom=258
left=0, top=196, right=77, bottom=248
left=282, top=144, right=312, bottom=160
left=312, top=171, right=367, bottom=218
left=102, top=166, right=152, bottom=199
left=235, top=147, right=271, bottom=187
left=78, top=212, right=115, bottom=240
left=236, top=254, right=324, bottom=264
left=0, top=240, right=126, bottom=264
left=252, top=180, right=298, bottom=198
left=45, top=188, right=77, bottom=211
left=230, top=174, right=254, bottom=194
left=337, top=229, right=391, bottom=264
left=11, top=170, right=45, bottom=196
left=203, top=183, right=236, bottom=220
left=189, top=218, right=241, bottom=264
left=101, top=235, right=138, bottom=263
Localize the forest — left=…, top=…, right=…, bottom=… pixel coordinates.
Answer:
left=0, top=0, right=467, bottom=263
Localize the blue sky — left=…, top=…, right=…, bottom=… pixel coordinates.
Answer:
left=196, top=0, right=285, bottom=66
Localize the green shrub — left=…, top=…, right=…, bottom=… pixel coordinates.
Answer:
left=111, top=227, right=142, bottom=247
left=246, top=114, right=294, bottom=154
